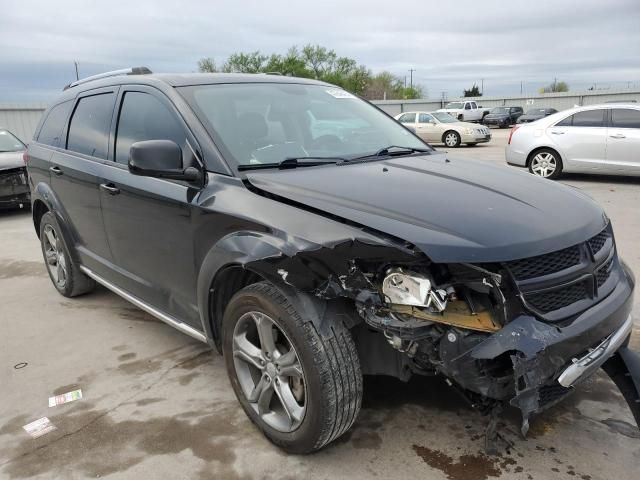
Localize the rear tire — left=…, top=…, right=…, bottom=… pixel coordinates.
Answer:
left=222, top=281, right=362, bottom=453
left=39, top=212, right=95, bottom=297
left=443, top=131, right=461, bottom=148
left=528, top=148, right=563, bottom=180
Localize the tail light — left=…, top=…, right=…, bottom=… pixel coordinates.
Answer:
left=507, top=126, right=520, bottom=145
left=23, top=151, right=30, bottom=165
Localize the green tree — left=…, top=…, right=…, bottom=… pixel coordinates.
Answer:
left=197, top=45, right=421, bottom=98
left=463, top=83, right=482, bottom=97
left=197, top=57, right=217, bottom=73
left=539, top=79, right=569, bottom=93
left=222, top=51, right=268, bottom=73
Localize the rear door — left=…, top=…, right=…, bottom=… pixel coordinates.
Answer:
left=99, top=85, right=203, bottom=327
left=546, top=108, right=608, bottom=172
left=605, top=108, right=640, bottom=173
left=49, top=88, right=117, bottom=274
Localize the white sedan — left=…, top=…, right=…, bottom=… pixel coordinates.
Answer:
left=395, top=111, right=491, bottom=147
left=506, top=104, right=640, bottom=179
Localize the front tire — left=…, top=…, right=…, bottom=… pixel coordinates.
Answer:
left=443, top=131, right=461, bottom=148
left=222, top=282, right=362, bottom=453
left=528, top=148, right=563, bottom=179
left=39, top=212, right=95, bottom=297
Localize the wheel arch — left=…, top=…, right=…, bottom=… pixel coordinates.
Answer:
left=526, top=146, right=564, bottom=168
left=197, top=231, right=373, bottom=352
left=442, top=129, right=460, bottom=144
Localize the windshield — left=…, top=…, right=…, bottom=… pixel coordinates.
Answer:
left=179, top=83, right=429, bottom=168
left=0, top=130, right=25, bottom=152
left=526, top=109, right=546, bottom=115
left=490, top=107, right=509, bottom=114
left=431, top=112, right=457, bottom=123
left=444, top=102, right=464, bottom=109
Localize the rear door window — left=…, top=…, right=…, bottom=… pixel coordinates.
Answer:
left=397, top=113, right=416, bottom=124
left=114, top=91, right=186, bottom=165
left=67, top=93, right=116, bottom=159
left=418, top=113, right=434, bottom=123
left=556, top=110, right=605, bottom=127
left=611, top=109, right=640, bottom=129
left=37, top=100, right=73, bottom=146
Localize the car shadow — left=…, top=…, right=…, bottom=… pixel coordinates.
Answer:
left=560, top=173, right=640, bottom=186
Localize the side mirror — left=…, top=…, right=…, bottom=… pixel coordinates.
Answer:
left=128, top=140, right=201, bottom=183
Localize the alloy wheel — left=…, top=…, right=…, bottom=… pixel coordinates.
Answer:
left=530, top=152, right=557, bottom=178
left=445, top=132, right=459, bottom=147
left=232, top=311, right=306, bottom=432
left=43, top=224, right=67, bottom=289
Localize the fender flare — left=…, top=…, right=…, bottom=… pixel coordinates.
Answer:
left=31, top=182, right=81, bottom=265
left=196, top=231, right=316, bottom=346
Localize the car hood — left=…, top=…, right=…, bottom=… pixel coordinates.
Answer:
left=245, top=153, right=607, bottom=263
left=0, top=151, right=24, bottom=170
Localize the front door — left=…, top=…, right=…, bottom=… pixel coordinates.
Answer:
left=49, top=88, right=117, bottom=275
left=99, top=86, right=203, bottom=328
left=415, top=113, right=439, bottom=143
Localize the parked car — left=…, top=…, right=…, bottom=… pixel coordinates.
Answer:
left=0, top=129, right=30, bottom=209
left=517, top=107, right=558, bottom=123
left=395, top=111, right=491, bottom=147
left=437, top=100, right=491, bottom=123
left=27, top=69, right=639, bottom=454
left=506, top=104, right=640, bottom=178
left=482, top=106, right=523, bottom=128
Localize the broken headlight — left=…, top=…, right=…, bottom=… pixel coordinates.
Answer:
left=381, top=269, right=448, bottom=311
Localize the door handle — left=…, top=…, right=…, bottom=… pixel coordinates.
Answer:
left=100, top=183, right=120, bottom=195
left=609, top=133, right=626, bottom=139
left=550, top=131, right=565, bottom=135
left=49, top=166, right=63, bottom=175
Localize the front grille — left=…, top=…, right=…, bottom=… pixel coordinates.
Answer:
left=588, top=230, right=609, bottom=255
left=505, top=225, right=616, bottom=319
left=525, top=282, right=588, bottom=313
left=507, top=245, right=581, bottom=280
left=596, top=258, right=613, bottom=287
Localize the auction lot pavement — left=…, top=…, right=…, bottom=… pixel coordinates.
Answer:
left=1, top=129, right=639, bottom=479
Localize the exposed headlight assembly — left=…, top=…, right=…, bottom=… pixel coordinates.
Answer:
left=382, top=269, right=448, bottom=311
left=464, top=128, right=474, bottom=135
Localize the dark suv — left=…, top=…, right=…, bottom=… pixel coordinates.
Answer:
left=482, top=106, right=523, bottom=128
left=27, top=68, right=639, bottom=453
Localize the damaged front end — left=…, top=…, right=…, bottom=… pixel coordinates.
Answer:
left=245, top=222, right=638, bottom=450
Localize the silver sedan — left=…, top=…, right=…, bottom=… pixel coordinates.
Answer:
left=505, top=104, right=640, bottom=179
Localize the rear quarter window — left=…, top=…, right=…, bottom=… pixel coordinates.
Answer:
left=37, top=100, right=73, bottom=146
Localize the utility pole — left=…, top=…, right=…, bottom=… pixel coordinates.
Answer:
left=408, top=69, right=416, bottom=90
left=481, top=78, right=484, bottom=95
left=74, top=61, right=79, bottom=81
left=404, top=76, right=407, bottom=89
left=520, top=81, right=523, bottom=94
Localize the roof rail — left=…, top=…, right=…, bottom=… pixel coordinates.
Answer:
left=63, top=67, right=152, bottom=90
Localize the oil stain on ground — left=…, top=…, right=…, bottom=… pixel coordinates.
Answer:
left=412, top=445, right=501, bottom=480
left=0, top=260, right=47, bottom=279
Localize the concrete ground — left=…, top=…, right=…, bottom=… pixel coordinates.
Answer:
left=1, top=129, right=639, bottom=480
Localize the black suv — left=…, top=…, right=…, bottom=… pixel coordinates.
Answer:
left=482, top=106, right=524, bottom=128
left=27, top=68, right=639, bottom=453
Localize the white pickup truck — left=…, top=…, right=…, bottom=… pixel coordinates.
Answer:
left=437, top=101, right=491, bottom=123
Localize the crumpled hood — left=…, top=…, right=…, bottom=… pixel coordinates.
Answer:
left=246, top=153, right=607, bottom=263
left=0, top=151, right=25, bottom=170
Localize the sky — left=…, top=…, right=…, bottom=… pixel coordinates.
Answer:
left=1, top=0, right=639, bottom=103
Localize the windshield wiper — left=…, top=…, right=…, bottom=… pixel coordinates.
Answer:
left=352, top=145, right=431, bottom=161
left=237, top=156, right=346, bottom=171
